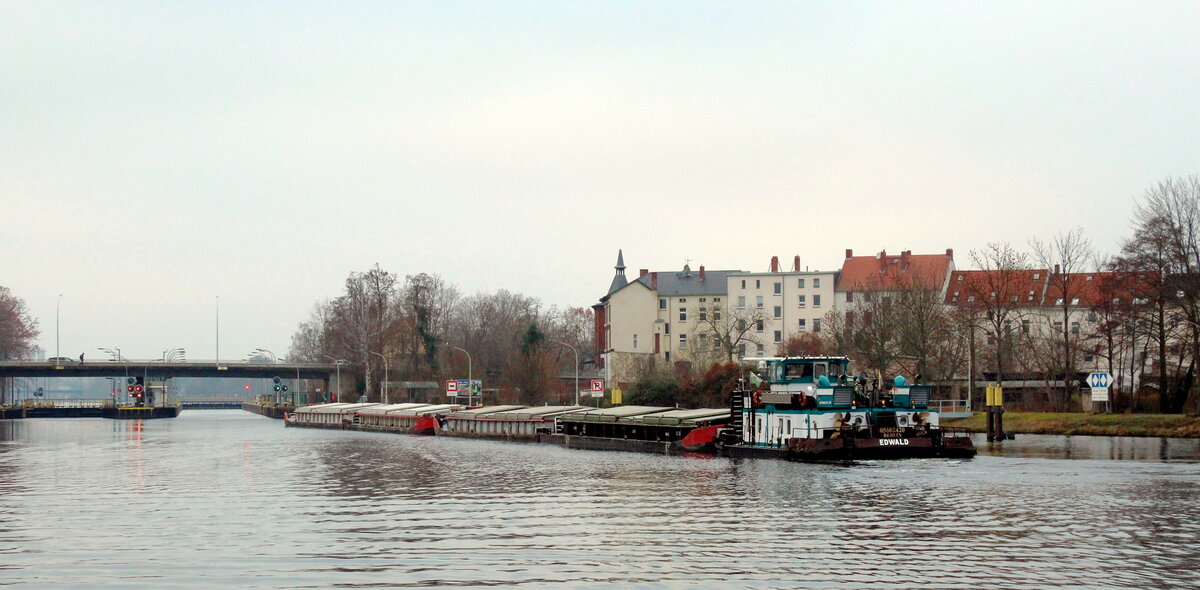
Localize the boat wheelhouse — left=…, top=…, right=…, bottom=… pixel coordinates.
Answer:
left=720, top=356, right=975, bottom=460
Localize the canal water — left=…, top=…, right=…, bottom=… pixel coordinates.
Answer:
left=1, top=411, right=1198, bottom=589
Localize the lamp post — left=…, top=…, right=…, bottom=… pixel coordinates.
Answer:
left=321, top=355, right=346, bottom=402
left=56, top=294, right=61, bottom=361
left=99, top=347, right=126, bottom=404
left=162, top=347, right=185, bottom=363
left=551, top=340, right=580, bottom=406
left=447, top=344, right=473, bottom=405
left=255, top=349, right=277, bottom=402
left=364, top=350, right=388, bottom=404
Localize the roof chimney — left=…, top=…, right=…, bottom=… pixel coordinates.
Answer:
left=770, top=256, right=780, bottom=273
left=879, top=250, right=888, bottom=272
left=846, top=249, right=853, bottom=259
left=699, top=265, right=706, bottom=280
left=639, top=269, right=648, bottom=277
left=1054, top=264, right=1061, bottom=275
left=650, top=272, right=658, bottom=290
left=945, top=248, right=954, bottom=260
left=793, top=255, right=801, bottom=272
left=901, top=250, right=911, bottom=270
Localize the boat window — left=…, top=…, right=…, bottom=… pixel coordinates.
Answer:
left=783, top=363, right=811, bottom=380
left=813, top=363, right=828, bottom=379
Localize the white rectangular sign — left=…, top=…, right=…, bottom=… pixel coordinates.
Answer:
left=1091, top=387, right=1109, bottom=402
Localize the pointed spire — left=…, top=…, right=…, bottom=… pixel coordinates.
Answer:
left=607, top=249, right=629, bottom=295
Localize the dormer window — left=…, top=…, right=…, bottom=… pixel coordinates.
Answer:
left=1033, top=273, right=1040, bottom=279
left=1071, top=298, right=1080, bottom=305
left=957, top=275, right=964, bottom=281
left=1087, top=275, right=1094, bottom=281
left=1056, top=298, right=1064, bottom=305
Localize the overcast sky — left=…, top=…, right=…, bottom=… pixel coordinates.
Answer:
left=3, top=1, right=1198, bottom=361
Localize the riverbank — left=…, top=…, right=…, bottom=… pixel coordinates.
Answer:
left=943, top=412, right=1200, bottom=438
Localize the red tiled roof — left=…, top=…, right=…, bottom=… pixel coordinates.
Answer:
left=945, top=269, right=1157, bottom=308
left=837, top=250, right=953, bottom=292
left=944, top=269, right=1049, bottom=307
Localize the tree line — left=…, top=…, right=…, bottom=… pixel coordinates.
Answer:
left=287, top=265, right=594, bottom=404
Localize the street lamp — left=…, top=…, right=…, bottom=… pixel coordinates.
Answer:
left=364, top=350, right=389, bottom=404
left=447, top=344, right=473, bottom=405
left=162, top=347, right=185, bottom=363
left=320, top=355, right=346, bottom=402
left=255, top=349, right=278, bottom=402
left=550, top=340, right=580, bottom=406
left=99, top=347, right=127, bottom=403
left=56, top=294, right=61, bottom=361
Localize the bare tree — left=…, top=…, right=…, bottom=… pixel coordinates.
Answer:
left=1131, top=176, right=1200, bottom=412
left=964, top=243, right=1033, bottom=389
left=693, top=303, right=765, bottom=362
left=1031, top=227, right=1095, bottom=409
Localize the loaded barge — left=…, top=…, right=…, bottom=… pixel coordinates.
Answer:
left=282, top=356, right=974, bottom=462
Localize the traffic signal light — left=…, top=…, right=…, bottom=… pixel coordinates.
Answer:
left=274, top=384, right=281, bottom=392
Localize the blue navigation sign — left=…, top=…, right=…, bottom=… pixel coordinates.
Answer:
left=1088, top=372, right=1112, bottom=402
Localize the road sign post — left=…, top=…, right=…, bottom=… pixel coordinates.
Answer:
left=1088, top=372, right=1112, bottom=411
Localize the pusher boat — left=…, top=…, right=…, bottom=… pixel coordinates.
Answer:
left=717, top=356, right=975, bottom=461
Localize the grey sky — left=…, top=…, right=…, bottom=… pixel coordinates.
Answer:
left=3, top=1, right=1198, bottom=361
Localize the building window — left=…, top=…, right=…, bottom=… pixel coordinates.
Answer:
left=1022, top=320, right=1030, bottom=335
left=714, top=297, right=721, bottom=302
left=774, top=330, right=782, bottom=343
left=699, top=297, right=707, bottom=302
left=737, top=319, right=746, bottom=331
left=1071, top=321, right=1080, bottom=335
left=738, top=343, right=746, bottom=357
left=774, top=282, right=782, bottom=295
left=798, top=319, right=807, bottom=331
left=773, top=306, right=782, bottom=319
left=1053, top=321, right=1063, bottom=330
left=698, top=333, right=708, bottom=347
left=665, top=323, right=671, bottom=335
left=699, top=308, right=707, bottom=321
left=813, top=318, right=822, bottom=332
left=679, top=308, right=687, bottom=322
left=813, top=295, right=822, bottom=308
left=633, top=334, right=638, bottom=349
left=756, top=344, right=765, bottom=356
left=679, top=298, right=686, bottom=303
left=1088, top=312, right=1098, bottom=322
left=755, top=279, right=761, bottom=289
left=1033, top=272, right=1040, bottom=279
left=737, top=296, right=746, bottom=309
left=659, top=298, right=667, bottom=310
left=679, top=334, right=688, bottom=349
left=755, top=320, right=764, bottom=333
left=665, top=351, right=670, bottom=362
left=798, top=295, right=806, bottom=308
left=798, top=278, right=805, bottom=288
left=756, top=296, right=764, bottom=309
left=741, top=279, right=746, bottom=289
left=813, top=278, right=820, bottom=288
left=847, top=292, right=854, bottom=303
left=714, top=308, right=721, bottom=321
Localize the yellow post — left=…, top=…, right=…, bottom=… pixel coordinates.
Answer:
left=995, top=385, right=1004, bottom=406
left=612, top=387, right=623, bottom=405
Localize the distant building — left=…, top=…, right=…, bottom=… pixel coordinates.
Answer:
left=725, top=255, right=837, bottom=358
left=594, top=251, right=740, bottom=386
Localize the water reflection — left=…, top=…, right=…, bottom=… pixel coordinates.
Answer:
left=974, top=433, right=1200, bottom=462
left=0, top=412, right=1197, bottom=589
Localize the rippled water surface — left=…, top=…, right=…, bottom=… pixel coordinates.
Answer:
left=2, top=411, right=1199, bottom=589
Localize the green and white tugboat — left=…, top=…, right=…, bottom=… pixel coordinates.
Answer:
left=717, top=356, right=976, bottom=461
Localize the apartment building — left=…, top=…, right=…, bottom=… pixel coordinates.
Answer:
left=725, top=255, right=837, bottom=358
left=594, top=251, right=740, bottom=386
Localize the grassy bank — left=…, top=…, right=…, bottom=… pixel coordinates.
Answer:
left=941, top=412, right=1200, bottom=438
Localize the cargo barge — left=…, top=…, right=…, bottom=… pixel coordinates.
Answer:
left=282, top=356, right=973, bottom=462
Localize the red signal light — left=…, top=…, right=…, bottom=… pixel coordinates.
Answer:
left=135, top=385, right=143, bottom=393
left=244, top=384, right=251, bottom=390
left=128, top=386, right=134, bottom=392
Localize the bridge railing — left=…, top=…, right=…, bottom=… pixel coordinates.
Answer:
left=19, top=399, right=112, bottom=409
